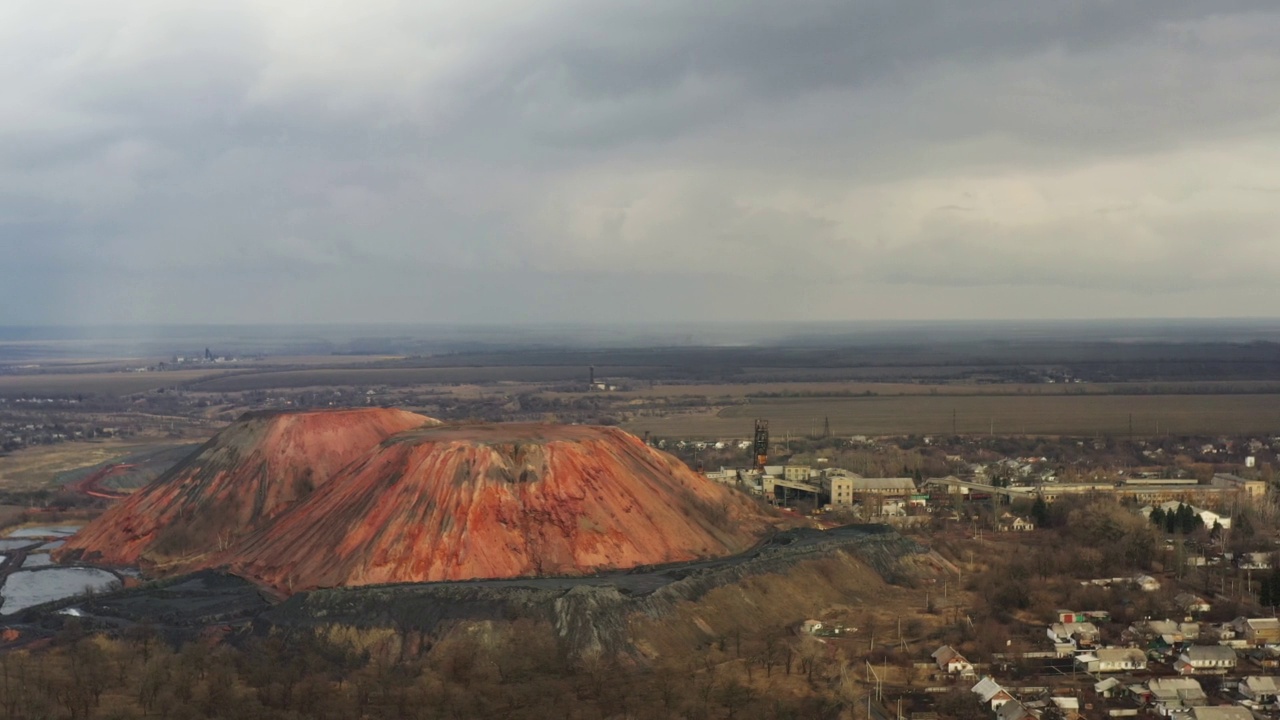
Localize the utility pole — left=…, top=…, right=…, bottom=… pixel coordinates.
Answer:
left=866, top=662, right=883, bottom=701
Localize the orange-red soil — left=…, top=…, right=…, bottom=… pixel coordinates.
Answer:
left=56, top=408, right=434, bottom=567
left=228, top=423, right=771, bottom=593
left=61, top=414, right=775, bottom=596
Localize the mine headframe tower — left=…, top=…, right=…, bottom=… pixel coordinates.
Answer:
left=753, top=419, right=769, bottom=470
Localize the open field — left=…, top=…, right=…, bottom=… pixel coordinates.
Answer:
left=0, top=370, right=226, bottom=397
left=0, top=438, right=203, bottom=491
left=623, top=393, right=1280, bottom=438
left=0, top=356, right=409, bottom=398
left=557, top=380, right=1280, bottom=399
left=184, top=365, right=606, bottom=392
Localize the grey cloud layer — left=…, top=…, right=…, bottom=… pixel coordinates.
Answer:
left=3, top=0, right=1279, bottom=323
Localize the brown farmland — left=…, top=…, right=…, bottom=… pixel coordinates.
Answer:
left=623, top=393, right=1280, bottom=438
left=184, top=366, right=613, bottom=392
left=0, top=369, right=225, bottom=397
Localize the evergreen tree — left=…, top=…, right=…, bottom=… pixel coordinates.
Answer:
left=1165, top=507, right=1178, bottom=534
left=1150, top=507, right=1166, bottom=529
left=1262, top=568, right=1280, bottom=608
left=1179, top=504, right=1198, bottom=535
left=1031, top=496, right=1049, bottom=528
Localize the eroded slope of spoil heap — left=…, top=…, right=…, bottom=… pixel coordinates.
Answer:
left=56, top=408, right=436, bottom=568
left=227, top=423, right=774, bottom=593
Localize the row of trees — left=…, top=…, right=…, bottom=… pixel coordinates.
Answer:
left=1148, top=503, right=1213, bottom=535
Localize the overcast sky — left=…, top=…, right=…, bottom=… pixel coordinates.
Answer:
left=3, top=1, right=1280, bottom=325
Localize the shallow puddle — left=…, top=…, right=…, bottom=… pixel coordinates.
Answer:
left=1, top=568, right=119, bottom=614
left=5, top=526, right=81, bottom=539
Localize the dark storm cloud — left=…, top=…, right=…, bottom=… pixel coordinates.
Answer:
left=2, top=0, right=1279, bottom=323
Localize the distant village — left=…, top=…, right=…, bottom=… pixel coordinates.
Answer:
left=693, top=442, right=1268, bottom=531
left=684, top=425, right=1280, bottom=720
left=920, top=609, right=1280, bottom=720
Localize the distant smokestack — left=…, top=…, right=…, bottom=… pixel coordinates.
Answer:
left=589, top=365, right=595, bottom=385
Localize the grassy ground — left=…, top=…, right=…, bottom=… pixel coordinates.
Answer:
left=623, top=393, right=1280, bottom=438
left=0, top=438, right=200, bottom=491
left=184, top=366, right=597, bottom=391
left=557, top=380, right=1280, bottom=399
left=0, top=370, right=224, bottom=397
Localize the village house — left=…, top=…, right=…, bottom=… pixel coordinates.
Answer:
left=1077, top=648, right=1147, bottom=673
left=1094, top=678, right=1124, bottom=699
left=1240, top=676, right=1280, bottom=704
left=1057, top=609, right=1110, bottom=624
left=1130, top=620, right=1200, bottom=650
left=1049, top=696, right=1080, bottom=720
left=1233, top=618, right=1280, bottom=646
left=1048, top=622, right=1100, bottom=650
left=1175, top=645, right=1237, bottom=675
left=1208, top=623, right=1239, bottom=643
left=1190, top=707, right=1253, bottom=720
left=1146, top=678, right=1207, bottom=715
left=932, top=645, right=976, bottom=677
left=972, top=677, right=1015, bottom=711
left=998, top=513, right=1034, bottom=532
left=1233, top=553, right=1273, bottom=570
left=1175, top=593, right=1212, bottom=615
left=1245, top=646, right=1280, bottom=669
left=1134, top=574, right=1162, bottom=592
left=995, top=701, right=1034, bottom=720
left=800, top=620, right=848, bottom=637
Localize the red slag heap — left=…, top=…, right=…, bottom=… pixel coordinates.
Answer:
left=226, top=423, right=771, bottom=593
left=56, top=408, right=435, bottom=568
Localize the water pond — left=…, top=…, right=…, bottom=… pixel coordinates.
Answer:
left=1, top=568, right=119, bottom=614
left=5, top=526, right=81, bottom=539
